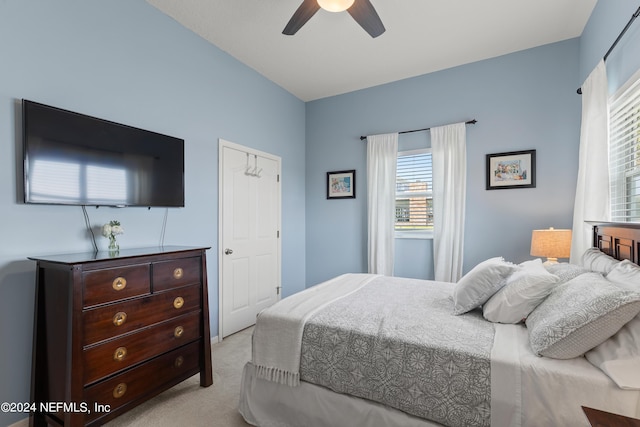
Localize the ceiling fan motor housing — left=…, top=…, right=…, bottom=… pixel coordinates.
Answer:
left=283, top=0, right=386, bottom=38
left=317, top=0, right=355, bottom=12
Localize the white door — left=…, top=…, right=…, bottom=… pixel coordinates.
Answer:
left=219, top=139, right=281, bottom=338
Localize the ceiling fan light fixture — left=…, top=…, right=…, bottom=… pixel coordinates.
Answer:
left=317, top=0, right=355, bottom=13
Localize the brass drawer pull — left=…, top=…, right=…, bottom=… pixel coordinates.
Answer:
left=173, top=267, right=184, bottom=280
left=113, top=346, right=128, bottom=361
left=112, top=276, right=127, bottom=291
left=174, top=356, right=184, bottom=368
left=174, top=326, right=184, bottom=338
left=112, top=311, right=127, bottom=326
left=113, top=383, right=127, bottom=398
left=173, top=297, right=184, bottom=309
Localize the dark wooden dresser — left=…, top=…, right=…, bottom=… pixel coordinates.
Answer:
left=29, top=246, right=213, bottom=427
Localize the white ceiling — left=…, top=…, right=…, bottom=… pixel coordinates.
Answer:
left=145, top=0, right=597, bottom=102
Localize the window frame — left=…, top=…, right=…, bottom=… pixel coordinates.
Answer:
left=609, top=67, right=640, bottom=222
left=395, top=148, right=434, bottom=240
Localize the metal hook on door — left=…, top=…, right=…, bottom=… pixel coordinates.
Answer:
left=253, top=154, right=262, bottom=178
left=244, top=153, right=262, bottom=178
left=244, top=153, right=252, bottom=176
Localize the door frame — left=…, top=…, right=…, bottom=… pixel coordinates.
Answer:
left=218, top=138, right=282, bottom=342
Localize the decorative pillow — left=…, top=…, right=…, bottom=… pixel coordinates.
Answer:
left=452, top=257, right=517, bottom=315
left=581, top=247, right=620, bottom=274
left=606, top=259, right=640, bottom=290
left=543, top=263, right=589, bottom=283
left=585, top=316, right=640, bottom=389
left=483, top=258, right=560, bottom=324
left=526, top=272, right=640, bottom=359
left=585, top=259, right=640, bottom=389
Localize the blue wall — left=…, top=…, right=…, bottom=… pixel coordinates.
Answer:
left=579, top=1, right=640, bottom=95
left=0, top=1, right=306, bottom=425
left=305, top=39, right=582, bottom=286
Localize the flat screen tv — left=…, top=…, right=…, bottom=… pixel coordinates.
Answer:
left=22, top=99, right=185, bottom=207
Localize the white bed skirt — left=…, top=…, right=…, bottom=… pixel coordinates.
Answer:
left=239, top=362, right=443, bottom=427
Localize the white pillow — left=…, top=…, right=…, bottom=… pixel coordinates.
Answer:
left=607, top=259, right=640, bottom=290
left=452, top=257, right=516, bottom=315
left=585, top=259, right=640, bottom=389
left=544, top=263, right=589, bottom=283
left=581, top=247, right=620, bottom=274
left=483, top=258, right=560, bottom=324
left=585, top=316, right=640, bottom=389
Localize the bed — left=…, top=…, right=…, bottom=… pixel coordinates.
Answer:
left=239, top=222, right=640, bottom=426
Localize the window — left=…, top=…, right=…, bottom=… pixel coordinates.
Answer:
left=395, top=149, right=433, bottom=238
left=610, top=73, right=640, bottom=222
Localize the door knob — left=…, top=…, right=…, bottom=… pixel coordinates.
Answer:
left=225, top=248, right=233, bottom=255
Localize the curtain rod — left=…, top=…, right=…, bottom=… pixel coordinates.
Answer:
left=577, top=6, right=640, bottom=95
left=359, top=119, right=477, bottom=141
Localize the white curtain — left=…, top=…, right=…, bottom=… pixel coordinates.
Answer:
left=367, top=133, right=398, bottom=276
left=570, top=60, right=610, bottom=264
left=431, top=123, right=467, bottom=282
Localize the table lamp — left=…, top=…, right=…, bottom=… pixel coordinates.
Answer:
left=530, top=227, right=572, bottom=264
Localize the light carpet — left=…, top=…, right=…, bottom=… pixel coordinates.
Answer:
left=105, top=327, right=253, bottom=427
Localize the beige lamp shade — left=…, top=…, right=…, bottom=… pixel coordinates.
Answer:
left=530, top=227, right=572, bottom=264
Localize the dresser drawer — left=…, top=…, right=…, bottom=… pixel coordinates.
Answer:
left=82, top=284, right=201, bottom=346
left=84, top=341, right=200, bottom=423
left=83, top=311, right=201, bottom=385
left=153, top=257, right=201, bottom=291
left=83, top=264, right=151, bottom=307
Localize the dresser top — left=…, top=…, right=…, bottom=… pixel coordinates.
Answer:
left=28, top=245, right=210, bottom=264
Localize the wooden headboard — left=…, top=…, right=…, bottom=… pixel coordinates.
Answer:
left=590, top=222, right=640, bottom=263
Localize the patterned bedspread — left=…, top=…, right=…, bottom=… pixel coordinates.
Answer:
left=299, top=276, right=495, bottom=427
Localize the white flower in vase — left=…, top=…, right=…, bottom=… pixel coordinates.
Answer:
left=102, top=220, right=124, bottom=252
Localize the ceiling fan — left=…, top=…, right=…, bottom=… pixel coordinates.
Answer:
left=283, top=0, right=385, bottom=38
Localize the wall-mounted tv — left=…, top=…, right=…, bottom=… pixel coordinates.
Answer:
left=22, top=100, right=185, bottom=207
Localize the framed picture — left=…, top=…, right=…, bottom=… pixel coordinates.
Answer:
left=486, top=150, right=536, bottom=190
left=327, top=170, right=356, bottom=199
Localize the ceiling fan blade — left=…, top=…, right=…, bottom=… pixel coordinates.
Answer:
left=283, top=0, right=321, bottom=35
left=348, top=0, right=385, bottom=38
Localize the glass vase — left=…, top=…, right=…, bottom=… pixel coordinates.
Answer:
left=108, top=237, right=119, bottom=253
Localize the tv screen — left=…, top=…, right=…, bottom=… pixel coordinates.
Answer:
left=22, top=100, right=185, bottom=207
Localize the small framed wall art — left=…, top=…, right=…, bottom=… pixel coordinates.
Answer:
left=327, top=170, right=356, bottom=199
left=486, top=149, right=536, bottom=190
